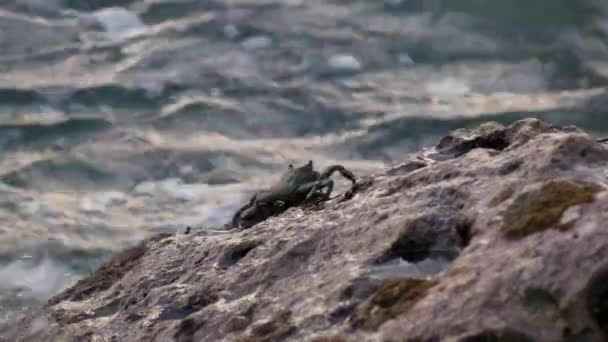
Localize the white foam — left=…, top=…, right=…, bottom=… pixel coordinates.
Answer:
left=328, top=54, right=362, bottom=72
left=425, top=77, right=471, bottom=98
left=0, top=257, right=72, bottom=301
left=91, top=7, right=148, bottom=43
left=241, top=36, right=272, bottom=50
left=79, top=191, right=128, bottom=213
left=134, top=179, right=210, bottom=201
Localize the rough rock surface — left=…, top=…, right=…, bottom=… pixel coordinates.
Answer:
left=10, top=118, right=608, bottom=341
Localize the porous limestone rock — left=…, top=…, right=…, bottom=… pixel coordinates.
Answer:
left=10, top=118, right=608, bottom=342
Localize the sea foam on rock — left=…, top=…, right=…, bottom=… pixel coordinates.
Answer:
left=9, top=118, right=608, bottom=342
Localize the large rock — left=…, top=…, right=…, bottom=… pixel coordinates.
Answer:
left=9, top=118, right=608, bottom=341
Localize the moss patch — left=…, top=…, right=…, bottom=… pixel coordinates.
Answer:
left=501, top=180, right=600, bottom=239
left=237, top=310, right=296, bottom=342
left=523, top=287, right=559, bottom=315
left=489, top=186, right=515, bottom=207
left=350, top=278, right=437, bottom=331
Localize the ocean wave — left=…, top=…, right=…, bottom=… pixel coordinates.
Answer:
left=1, top=157, right=127, bottom=191
left=0, top=88, right=45, bottom=106
left=69, top=82, right=183, bottom=108
left=0, top=117, right=112, bottom=150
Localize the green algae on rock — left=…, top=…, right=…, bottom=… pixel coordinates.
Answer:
left=489, top=186, right=515, bottom=207
left=236, top=310, right=296, bottom=342
left=501, top=180, right=601, bottom=239
left=350, top=278, right=437, bottom=331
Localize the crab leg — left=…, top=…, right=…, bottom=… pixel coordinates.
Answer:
left=304, top=165, right=356, bottom=202
left=318, top=165, right=357, bottom=185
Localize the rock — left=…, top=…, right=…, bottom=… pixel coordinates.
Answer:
left=9, top=118, right=608, bottom=342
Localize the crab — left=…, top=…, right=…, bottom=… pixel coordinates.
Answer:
left=230, top=160, right=357, bottom=229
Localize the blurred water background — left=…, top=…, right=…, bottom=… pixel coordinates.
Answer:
left=2, top=0, right=608, bottom=330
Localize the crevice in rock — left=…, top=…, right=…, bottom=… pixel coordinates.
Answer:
left=125, top=312, right=145, bottom=322
left=562, top=327, right=595, bottom=342
left=459, top=328, right=536, bottom=342
left=498, top=159, right=524, bottom=175
left=328, top=302, right=357, bottom=324
left=452, top=214, right=475, bottom=248
left=585, top=267, right=608, bottom=335
left=93, top=300, right=121, bottom=318
left=159, top=288, right=218, bottom=321
left=435, top=123, right=509, bottom=159
left=237, top=310, right=296, bottom=342
left=522, top=287, right=559, bottom=315
left=309, top=335, right=349, bottom=342
left=372, top=215, right=462, bottom=283
left=375, top=226, right=436, bottom=264
left=376, top=216, right=461, bottom=265
left=340, top=277, right=380, bottom=302
left=218, top=240, right=261, bottom=269
left=174, top=316, right=206, bottom=342
left=489, top=186, right=515, bottom=207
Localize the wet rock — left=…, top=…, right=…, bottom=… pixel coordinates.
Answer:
left=9, top=118, right=608, bottom=341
